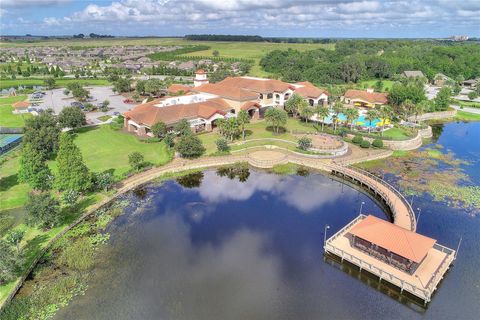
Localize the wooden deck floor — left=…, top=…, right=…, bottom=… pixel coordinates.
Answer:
left=325, top=215, right=456, bottom=303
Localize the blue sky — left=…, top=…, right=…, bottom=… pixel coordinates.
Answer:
left=1, top=0, right=479, bottom=38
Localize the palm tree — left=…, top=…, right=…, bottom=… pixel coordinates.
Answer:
left=284, top=93, right=303, bottom=118
left=236, top=110, right=250, bottom=140
left=414, top=100, right=429, bottom=123
left=299, top=101, right=314, bottom=123
left=365, top=109, right=379, bottom=133
left=344, top=107, right=359, bottom=130
left=377, top=105, right=392, bottom=135
left=400, top=99, right=415, bottom=121
left=315, top=105, right=330, bottom=132
left=332, top=101, right=344, bottom=133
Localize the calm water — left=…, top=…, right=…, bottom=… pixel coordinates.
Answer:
left=55, top=121, right=480, bottom=320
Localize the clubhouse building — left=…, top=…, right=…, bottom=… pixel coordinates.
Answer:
left=124, top=70, right=329, bottom=136
left=342, top=88, right=388, bottom=108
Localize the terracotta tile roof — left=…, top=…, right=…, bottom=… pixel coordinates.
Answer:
left=12, top=101, right=31, bottom=108
left=344, top=89, right=388, bottom=104
left=349, top=215, right=436, bottom=263
left=124, top=98, right=231, bottom=127
left=294, top=82, right=329, bottom=98
left=196, top=69, right=206, bottom=74
left=240, top=101, right=261, bottom=110
left=167, top=84, right=192, bottom=94
left=217, top=76, right=291, bottom=94
left=194, top=83, right=259, bottom=101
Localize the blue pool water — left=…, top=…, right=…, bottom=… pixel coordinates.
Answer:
left=321, top=113, right=383, bottom=128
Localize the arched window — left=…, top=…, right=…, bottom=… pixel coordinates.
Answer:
left=267, top=93, right=273, bottom=99
left=309, top=99, right=314, bottom=106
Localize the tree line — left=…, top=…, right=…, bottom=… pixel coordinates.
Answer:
left=260, top=40, right=480, bottom=84
left=184, top=34, right=334, bottom=44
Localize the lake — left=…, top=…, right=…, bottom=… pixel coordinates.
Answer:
left=55, top=121, right=480, bottom=320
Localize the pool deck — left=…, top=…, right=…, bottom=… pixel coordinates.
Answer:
left=324, top=215, right=456, bottom=304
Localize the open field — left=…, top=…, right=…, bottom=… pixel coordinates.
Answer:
left=0, top=95, right=31, bottom=127
left=359, top=80, right=395, bottom=92
left=0, top=78, right=110, bottom=90
left=455, top=111, right=480, bottom=121
left=0, top=37, right=334, bottom=77
left=0, top=125, right=172, bottom=212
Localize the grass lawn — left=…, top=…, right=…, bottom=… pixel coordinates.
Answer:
left=454, top=110, right=480, bottom=121
left=359, top=80, right=395, bottom=92
left=199, top=118, right=318, bottom=154
left=0, top=78, right=110, bottom=90
left=454, top=99, right=480, bottom=108
left=0, top=151, right=29, bottom=211
left=97, top=115, right=111, bottom=122
left=375, top=127, right=411, bottom=140
left=72, top=125, right=172, bottom=177
left=0, top=95, right=32, bottom=127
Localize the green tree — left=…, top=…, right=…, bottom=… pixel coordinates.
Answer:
left=101, top=99, right=110, bottom=112
left=299, top=101, right=314, bottom=123
left=23, top=109, right=60, bottom=159
left=236, top=110, right=250, bottom=140
left=128, top=152, right=144, bottom=171
left=388, top=82, right=426, bottom=106
left=164, top=132, right=175, bottom=148
left=284, top=93, right=303, bottom=118
left=264, top=107, right=287, bottom=134
left=344, top=107, right=359, bottom=130
left=58, top=106, right=86, bottom=129
left=113, top=78, right=132, bottom=93
left=136, top=80, right=146, bottom=95
left=56, top=133, right=91, bottom=192
left=18, top=143, right=53, bottom=191
left=365, top=109, right=379, bottom=133
left=0, top=240, right=19, bottom=284
left=25, top=192, right=60, bottom=229
left=315, top=105, right=330, bottom=131
left=174, top=119, right=192, bottom=136
left=43, top=77, right=56, bottom=89
left=217, top=117, right=240, bottom=141
left=144, top=78, right=162, bottom=96
left=434, top=87, right=452, bottom=111
left=377, top=105, right=393, bottom=134
left=175, top=134, right=205, bottom=158
left=5, top=230, right=25, bottom=254
left=332, top=101, right=344, bottom=133
left=151, top=121, right=167, bottom=139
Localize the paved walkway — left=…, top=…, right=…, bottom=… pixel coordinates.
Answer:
left=118, top=147, right=414, bottom=231
left=451, top=104, right=480, bottom=115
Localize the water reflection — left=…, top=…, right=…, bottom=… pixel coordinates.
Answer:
left=176, top=172, right=204, bottom=188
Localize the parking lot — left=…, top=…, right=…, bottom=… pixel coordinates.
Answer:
left=31, top=86, right=138, bottom=124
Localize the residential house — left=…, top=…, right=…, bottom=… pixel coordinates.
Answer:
left=433, top=73, right=452, bottom=87
left=401, top=70, right=425, bottom=79
left=343, top=88, right=388, bottom=108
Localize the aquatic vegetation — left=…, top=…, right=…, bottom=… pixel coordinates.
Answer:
left=357, top=146, right=478, bottom=212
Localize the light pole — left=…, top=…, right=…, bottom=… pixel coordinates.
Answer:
left=359, top=201, right=365, bottom=215
left=323, top=224, right=331, bottom=249
left=416, top=207, right=422, bottom=229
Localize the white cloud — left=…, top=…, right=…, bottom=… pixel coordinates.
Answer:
left=1, top=0, right=71, bottom=8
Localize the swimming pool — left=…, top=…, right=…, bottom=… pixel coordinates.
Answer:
left=319, top=113, right=389, bottom=128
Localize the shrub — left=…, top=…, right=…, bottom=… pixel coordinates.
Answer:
left=372, top=139, right=384, bottom=148
left=215, top=138, right=230, bottom=152
left=164, top=132, right=175, bottom=148
left=175, top=134, right=205, bottom=158
left=297, top=136, right=312, bottom=150
left=468, top=91, right=478, bottom=100
left=61, top=189, right=80, bottom=206
left=352, top=135, right=363, bottom=144
left=128, top=152, right=144, bottom=171
left=360, top=140, right=371, bottom=148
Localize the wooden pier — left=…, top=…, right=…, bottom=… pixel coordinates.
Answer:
left=324, top=215, right=455, bottom=304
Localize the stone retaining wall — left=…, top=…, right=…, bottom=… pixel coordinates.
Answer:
left=347, top=126, right=433, bottom=151
left=408, top=109, right=457, bottom=122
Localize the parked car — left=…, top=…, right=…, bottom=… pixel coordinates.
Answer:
left=70, top=101, right=83, bottom=108
left=113, top=111, right=120, bottom=116
left=123, top=98, right=134, bottom=104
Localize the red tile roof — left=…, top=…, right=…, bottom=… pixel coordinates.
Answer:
left=217, top=76, right=292, bottom=94
left=294, top=82, right=329, bottom=98
left=124, top=98, right=231, bottom=127
left=12, top=101, right=31, bottom=108
left=240, top=101, right=261, bottom=110
left=344, top=89, right=388, bottom=104
left=167, top=84, right=192, bottom=94
left=196, top=69, right=206, bottom=74
left=349, top=215, right=436, bottom=263
left=194, top=83, right=259, bottom=101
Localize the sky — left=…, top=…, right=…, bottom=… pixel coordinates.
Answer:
left=0, top=0, right=479, bottom=38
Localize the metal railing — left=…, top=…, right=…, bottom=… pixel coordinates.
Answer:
left=336, top=165, right=416, bottom=231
